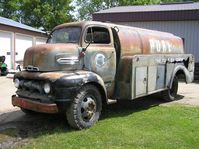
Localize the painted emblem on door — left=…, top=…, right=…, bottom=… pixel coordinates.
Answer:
left=95, top=53, right=106, bottom=67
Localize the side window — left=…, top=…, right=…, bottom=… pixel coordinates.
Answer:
left=85, top=27, right=110, bottom=44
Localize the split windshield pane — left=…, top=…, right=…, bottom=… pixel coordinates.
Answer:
left=47, top=27, right=81, bottom=44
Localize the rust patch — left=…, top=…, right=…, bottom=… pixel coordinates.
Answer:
left=12, top=95, right=58, bottom=113
left=24, top=43, right=79, bottom=71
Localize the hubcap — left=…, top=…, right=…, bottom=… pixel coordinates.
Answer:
left=81, top=96, right=96, bottom=121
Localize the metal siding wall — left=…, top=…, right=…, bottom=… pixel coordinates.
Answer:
left=118, top=21, right=199, bottom=62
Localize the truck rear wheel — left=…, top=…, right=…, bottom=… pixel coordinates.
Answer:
left=66, top=85, right=102, bottom=129
left=162, top=76, right=178, bottom=101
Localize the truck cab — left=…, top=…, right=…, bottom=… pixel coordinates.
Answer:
left=12, top=21, right=194, bottom=129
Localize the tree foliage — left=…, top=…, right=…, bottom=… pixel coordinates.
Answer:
left=74, top=0, right=160, bottom=20
left=0, top=0, right=73, bottom=31
left=0, top=0, right=20, bottom=21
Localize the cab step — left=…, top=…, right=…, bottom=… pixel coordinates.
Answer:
left=107, top=99, right=117, bottom=104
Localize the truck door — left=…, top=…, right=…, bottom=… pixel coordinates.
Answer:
left=83, top=26, right=117, bottom=84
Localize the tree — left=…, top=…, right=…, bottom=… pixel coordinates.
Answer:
left=73, top=0, right=118, bottom=20
left=73, top=0, right=161, bottom=20
left=0, top=0, right=21, bottom=21
left=0, top=0, right=73, bottom=31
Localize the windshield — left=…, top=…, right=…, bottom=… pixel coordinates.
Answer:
left=47, top=27, right=81, bottom=44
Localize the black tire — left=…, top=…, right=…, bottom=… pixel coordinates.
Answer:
left=21, top=108, right=37, bottom=115
left=162, top=76, right=178, bottom=101
left=66, top=85, right=102, bottom=129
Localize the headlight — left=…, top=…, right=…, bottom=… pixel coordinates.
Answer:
left=14, top=78, right=20, bottom=88
left=44, top=83, right=51, bottom=94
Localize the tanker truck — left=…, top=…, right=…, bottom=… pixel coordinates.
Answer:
left=12, top=21, right=194, bottom=129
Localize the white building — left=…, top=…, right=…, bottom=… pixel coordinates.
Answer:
left=0, top=16, right=47, bottom=70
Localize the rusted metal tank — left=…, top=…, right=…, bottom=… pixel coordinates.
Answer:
left=114, top=25, right=184, bottom=55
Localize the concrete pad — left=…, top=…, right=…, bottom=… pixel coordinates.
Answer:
left=0, top=77, right=18, bottom=114
left=168, top=82, right=199, bottom=106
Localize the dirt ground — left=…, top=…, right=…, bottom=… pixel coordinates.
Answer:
left=0, top=76, right=198, bottom=148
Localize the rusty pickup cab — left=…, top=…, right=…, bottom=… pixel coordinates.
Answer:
left=12, top=21, right=194, bottom=129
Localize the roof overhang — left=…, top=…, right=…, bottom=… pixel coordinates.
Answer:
left=93, top=10, right=199, bottom=22
left=93, top=2, right=199, bottom=22
left=0, top=16, right=46, bottom=34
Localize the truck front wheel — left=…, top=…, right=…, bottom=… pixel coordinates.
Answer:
left=66, top=85, right=102, bottom=129
left=162, top=76, right=178, bottom=101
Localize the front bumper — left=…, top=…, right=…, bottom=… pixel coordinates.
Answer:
left=12, top=95, right=58, bottom=113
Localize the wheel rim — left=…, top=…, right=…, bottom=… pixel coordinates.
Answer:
left=81, top=95, right=97, bottom=122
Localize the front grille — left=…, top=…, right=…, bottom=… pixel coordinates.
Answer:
left=16, top=79, right=52, bottom=102
left=19, top=79, right=44, bottom=94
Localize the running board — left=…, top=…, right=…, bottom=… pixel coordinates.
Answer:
left=107, top=99, right=117, bottom=104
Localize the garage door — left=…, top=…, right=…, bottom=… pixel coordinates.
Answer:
left=0, top=31, right=12, bottom=69
left=15, top=34, right=33, bottom=66
left=36, top=37, right=46, bottom=45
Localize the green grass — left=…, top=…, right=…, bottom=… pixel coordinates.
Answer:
left=14, top=102, right=199, bottom=149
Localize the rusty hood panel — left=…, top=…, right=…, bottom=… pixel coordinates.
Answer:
left=23, top=43, right=80, bottom=71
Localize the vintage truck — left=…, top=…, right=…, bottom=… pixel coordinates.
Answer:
left=12, top=21, right=194, bottom=129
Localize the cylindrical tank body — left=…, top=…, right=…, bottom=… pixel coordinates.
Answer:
left=105, top=23, right=185, bottom=99
left=111, top=24, right=184, bottom=56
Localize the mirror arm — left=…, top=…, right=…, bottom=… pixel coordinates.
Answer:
left=82, top=40, right=92, bottom=52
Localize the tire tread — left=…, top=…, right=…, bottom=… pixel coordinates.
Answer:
left=66, top=85, right=102, bottom=129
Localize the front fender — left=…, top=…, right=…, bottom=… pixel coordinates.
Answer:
left=54, top=70, right=107, bottom=100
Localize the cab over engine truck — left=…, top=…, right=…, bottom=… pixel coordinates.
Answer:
left=12, top=21, right=194, bottom=129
